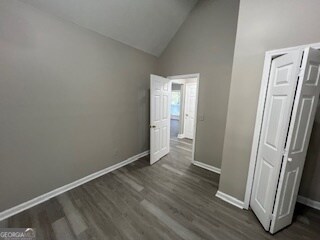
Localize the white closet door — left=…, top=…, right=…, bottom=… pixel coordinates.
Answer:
left=250, top=51, right=302, bottom=230
left=150, top=75, right=171, bottom=165
left=270, top=48, right=320, bottom=233
left=184, top=83, right=197, bottom=139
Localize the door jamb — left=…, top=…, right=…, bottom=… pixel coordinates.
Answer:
left=244, top=42, right=320, bottom=210
left=167, top=73, right=200, bottom=164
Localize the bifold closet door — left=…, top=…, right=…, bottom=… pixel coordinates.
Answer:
left=270, top=47, right=320, bottom=233
left=250, top=50, right=303, bottom=231
left=150, top=74, right=171, bottom=165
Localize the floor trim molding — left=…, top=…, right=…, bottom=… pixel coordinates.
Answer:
left=297, top=195, right=320, bottom=211
left=215, top=190, right=244, bottom=209
left=193, top=161, right=221, bottom=174
left=0, top=150, right=149, bottom=222
left=171, top=116, right=179, bottom=120
left=177, top=134, right=185, bottom=139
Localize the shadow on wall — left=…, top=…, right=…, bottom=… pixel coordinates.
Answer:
left=300, top=103, right=320, bottom=201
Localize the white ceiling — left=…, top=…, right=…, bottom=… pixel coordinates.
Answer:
left=20, top=0, right=198, bottom=56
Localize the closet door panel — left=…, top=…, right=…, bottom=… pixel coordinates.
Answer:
left=271, top=47, right=320, bottom=233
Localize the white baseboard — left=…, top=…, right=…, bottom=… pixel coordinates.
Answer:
left=0, top=150, right=149, bottom=222
left=193, top=161, right=221, bottom=174
left=297, top=195, right=320, bottom=211
left=215, top=190, right=244, bottom=209
left=177, top=134, right=185, bottom=139
left=171, top=116, right=180, bottom=120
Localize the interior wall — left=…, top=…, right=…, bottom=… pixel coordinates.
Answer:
left=172, top=84, right=182, bottom=91
left=0, top=0, right=157, bottom=212
left=219, top=0, right=320, bottom=202
left=158, top=0, right=239, bottom=168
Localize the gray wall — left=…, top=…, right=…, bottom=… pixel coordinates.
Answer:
left=0, top=0, right=157, bottom=212
left=158, top=0, right=239, bottom=168
left=219, top=0, right=320, bottom=202
left=172, top=84, right=182, bottom=91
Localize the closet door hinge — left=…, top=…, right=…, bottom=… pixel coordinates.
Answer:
left=282, top=149, right=288, bottom=158
left=298, top=68, right=305, bottom=77
left=269, top=213, right=275, bottom=221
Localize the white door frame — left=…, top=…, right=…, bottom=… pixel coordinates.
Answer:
left=167, top=73, right=200, bottom=163
left=244, top=42, right=320, bottom=210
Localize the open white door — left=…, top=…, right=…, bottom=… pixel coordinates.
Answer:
left=270, top=48, right=320, bottom=233
left=250, top=50, right=303, bottom=230
left=150, top=74, right=171, bottom=165
left=184, top=83, right=197, bottom=139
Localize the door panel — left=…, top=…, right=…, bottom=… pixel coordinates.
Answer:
left=184, top=83, right=197, bottom=139
left=277, top=168, right=299, bottom=218
left=265, top=96, right=286, bottom=149
left=150, top=75, right=171, bottom=164
left=270, top=48, right=320, bottom=233
left=291, top=96, right=314, bottom=153
left=250, top=51, right=302, bottom=231
left=255, top=159, right=273, bottom=209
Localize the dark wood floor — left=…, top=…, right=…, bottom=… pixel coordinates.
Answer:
left=170, top=119, right=180, bottom=138
left=0, top=133, right=319, bottom=239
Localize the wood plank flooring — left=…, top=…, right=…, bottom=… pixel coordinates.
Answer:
left=170, top=119, right=180, bottom=138
left=0, top=136, right=319, bottom=239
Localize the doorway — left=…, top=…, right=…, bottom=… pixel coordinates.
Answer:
left=170, top=76, right=198, bottom=164
left=149, top=74, right=199, bottom=165
left=170, top=83, right=182, bottom=140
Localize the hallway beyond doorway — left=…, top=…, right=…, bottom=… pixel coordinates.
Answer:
left=170, top=119, right=193, bottom=163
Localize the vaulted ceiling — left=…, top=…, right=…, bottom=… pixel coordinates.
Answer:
left=20, top=0, right=198, bottom=56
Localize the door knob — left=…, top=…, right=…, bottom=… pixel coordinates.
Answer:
left=288, top=158, right=292, bottom=162
left=150, top=125, right=156, bottom=128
